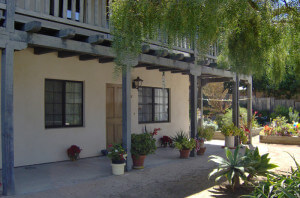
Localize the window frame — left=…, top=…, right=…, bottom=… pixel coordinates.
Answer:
left=138, top=86, right=170, bottom=124
left=45, top=79, right=84, bottom=129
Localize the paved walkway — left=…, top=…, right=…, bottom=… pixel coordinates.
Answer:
left=3, top=138, right=300, bottom=198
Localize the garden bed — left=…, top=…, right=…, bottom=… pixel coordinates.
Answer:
left=213, top=127, right=263, bottom=140
left=259, top=135, right=300, bottom=145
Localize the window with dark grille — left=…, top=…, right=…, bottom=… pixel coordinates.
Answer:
left=45, top=79, right=83, bottom=128
left=138, top=87, right=169, bottom=123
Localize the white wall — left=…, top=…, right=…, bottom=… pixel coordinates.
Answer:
left=0, top=48, right=189, bottom=167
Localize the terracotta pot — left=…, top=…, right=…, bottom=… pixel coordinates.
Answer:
left=197, top=147, right=206, bottom=155
left=132, top=155, right=146, bottom=169
left=179, top=149, right=190, bottom=158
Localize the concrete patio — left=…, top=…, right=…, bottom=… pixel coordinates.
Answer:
left=1, top=140, right=226, bottom=197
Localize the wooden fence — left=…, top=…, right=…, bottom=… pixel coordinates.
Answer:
left=240, top=96, right=300, bottom=112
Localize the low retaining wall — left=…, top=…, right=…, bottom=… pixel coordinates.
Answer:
left=260, top=135, right=300, bottom=145
left=213, top=127, right=263, bottom=140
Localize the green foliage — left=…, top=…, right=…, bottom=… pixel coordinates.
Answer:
left=217, top=108, right=248, bottom=129
left=244, top=154, right=300, bottom=198
left=289, top=107, right=299, bottom=122
left=221, top=123, right=243, bottom=137
left=243, top=147, right=278, bottom=179
left=172, top=130, right=187, bottom=144
left=198, top=126, right=215, bottom=141
left=174, top=137, right=196, bottom=150
left=261, top=117, right=299, bottom=136
left=209, top=146, right=277, bottom=190
left=203, top=120, right=219, bottom=131
left=107, top=143, right=127, bottom=163
left=131, top=133, right=157, bottom=157
left=209, top=146, right=247, bottom=189
left=110, top=0, right=299, bottom=80
left=270, top=105, right=290, bottom=121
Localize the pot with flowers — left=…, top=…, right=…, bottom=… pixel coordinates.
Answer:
left=173, top=131, right=196, bottom=158
left=131, top=128, right=160, bottom=169
left=221, top=123, right=241, bottom=148
left=196, top=126, right=215, bottom=155
left=107, top=143, right=127, bottom=175
left=67, top=145, right=81, bottom=161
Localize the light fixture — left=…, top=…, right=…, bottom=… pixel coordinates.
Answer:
left=132, top=77, right=143, bottom=89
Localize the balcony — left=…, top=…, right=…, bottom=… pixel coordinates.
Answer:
left=0, top=0, right=217, bottom=63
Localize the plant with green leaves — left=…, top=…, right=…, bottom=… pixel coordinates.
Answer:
left=174, top=137, right=196, bottom=151
left=131, top=133, right=157, bottom=157
left=209, top=145, right=247, bottom=189
left=198, top=126, right=215, bottom=142
left=244, top=154, right=300, bottom=198
left=172, top=130, right=187, bottom=144
left=243, top=147, right=278, bottom=180
left=289, top=107, right=299, bottom=123
left=221, top=123, right=242, bottom=137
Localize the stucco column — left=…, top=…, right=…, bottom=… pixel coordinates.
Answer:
left=247, top=80, right=253, bottom=144
left=232, top=75, right=240, bottom=146
left=189, top=74, right=198, bottom=157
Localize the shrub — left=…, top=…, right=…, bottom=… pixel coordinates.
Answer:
left=217, top=108, right=248, bottom=129
left=289, top=107, right=299, bottom=122
left=198, top=126, right=215, bottom=141
left=131, top=132, right=157, bottom=157
left=270, top=105, right=289, bottom=121
left=174, top=137, right=196, bottom=150
left=221, top=123, right=242, bottom=136
left=203, top=120, right=219, bottom=131
left=245, top=154, right=299, bottom=198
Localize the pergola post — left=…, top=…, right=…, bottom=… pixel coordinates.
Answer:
left=189, top=74, right=198, bottom=157
left=2, top=0, right=16, bottom=196
left=122, top=65, right=133, bottom=171
left=247, top=80, right=253, bottom=144
left=198, top=77, right=204, bottom=128
left=232, top=75, right=240, bottom=146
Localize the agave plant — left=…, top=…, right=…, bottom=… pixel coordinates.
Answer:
left=243, top=147, right=278, bottom=180
left=209, top=145, right=247, bottom=190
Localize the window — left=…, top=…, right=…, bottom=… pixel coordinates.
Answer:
left=138, top=87, right=169, bottom=123
left=45, top=79, right=83, bottom=128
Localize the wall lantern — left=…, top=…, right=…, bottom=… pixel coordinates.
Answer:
left=132, top=77, right=143, bottom=89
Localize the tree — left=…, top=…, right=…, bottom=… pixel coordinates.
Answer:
left=110, top=0, right=299, bottom=80
left=203, top=82, right=231, bottom=114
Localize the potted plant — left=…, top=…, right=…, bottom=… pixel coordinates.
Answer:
left=107, top=143, right=127, bottom=175
left=221, top=123, right=241, bottom=148
left=67, top=145, right=81, bottom=161
left=131, top=128, right=159, bottom=169
left=160, top=136, right=173, bottom=147
left=173, top=131, right=196, bottom=158
left=197, top=126, right=215, bottom=155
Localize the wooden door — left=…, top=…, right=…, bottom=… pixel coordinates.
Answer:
left=106, top=84, right=122, bottom=147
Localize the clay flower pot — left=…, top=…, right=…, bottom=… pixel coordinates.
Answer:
left=197, top=147, right=206, bottom=155
left=132, top=155, right=146, bottom=169
left=179, top=149, right=190, bottom=158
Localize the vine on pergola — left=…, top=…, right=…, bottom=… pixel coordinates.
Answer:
left=110, top=0, right=299, bottom=80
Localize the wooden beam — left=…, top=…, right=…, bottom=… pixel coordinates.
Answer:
left=247, top=82, right=253, bottom=144
left=171, top=70, right=189, bottom=73
left=98, top=56, right=114, bottom=63
left=189, top=74, right=198, bottom=157
left=159, top=68, right=177, bottom=72
left=1, top=45, right=16, bottom=196
left=146, top=66, right=161, bottom=70
left=183, top=56, right=195, bottom=63
left=85, top=34, right=105, bottom=44
left=22, top=21, right=42, bottom=33
left=122, top=65, right=133, bottom=171
left=170, top=53, right=185, bottom=61
left=142, top=45, right=150, bottom=54
left=154, top=49, right=169, bottom=57
left=5, top=0, right=15, bottom=33
left=232, top=76, right=240, bottom=146
left=34, top=47, right=56, bottom=55
left=56, top=28, right=76, bottom=39
left=57, top=51, right=79, bottom=58
left=201, top=77, right=233, bottom=85
left=79, top=54, right=98, bottom=61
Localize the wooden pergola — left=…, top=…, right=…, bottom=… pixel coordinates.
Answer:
left=0, top=0, right=252, bottom=195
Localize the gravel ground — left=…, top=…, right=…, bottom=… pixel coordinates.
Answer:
left=6, top=137, right=300, bottom=198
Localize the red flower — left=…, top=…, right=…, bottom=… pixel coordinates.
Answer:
left=258, top=114, right=262, bottom=117
left=254, top=111, right=258, bottom=115
left=108, top=144, right=113, bottom=148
